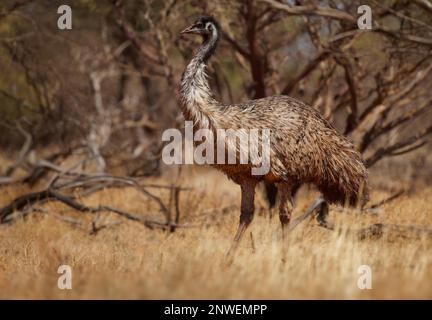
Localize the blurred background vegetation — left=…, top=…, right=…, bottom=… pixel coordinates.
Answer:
left=0, top=0, right=431, bottom=186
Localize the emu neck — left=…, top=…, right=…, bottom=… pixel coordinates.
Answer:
left=180, top=37, right=219, bottom=130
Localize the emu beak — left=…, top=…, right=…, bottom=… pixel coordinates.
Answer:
left=180, top=24, right=200, bottom=35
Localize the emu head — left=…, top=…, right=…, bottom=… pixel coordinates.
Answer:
left=181, top=15, right=220, bottom=42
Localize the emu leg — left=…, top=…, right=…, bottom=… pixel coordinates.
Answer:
left=316, top=200, right=334, bottom=230
left=226, top=180, right=257, bottom=259
left=278, top=184, right=294, bottom=263
left=265, top=182, right=299, bottom=219
left=264, top=181, right=277, bottom=210
left=278, top=184, right=294, bottom=237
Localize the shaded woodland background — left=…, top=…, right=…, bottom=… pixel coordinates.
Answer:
left=0, top=0, right=431, bottom=300
left=1, top=0, right=431, bottom=180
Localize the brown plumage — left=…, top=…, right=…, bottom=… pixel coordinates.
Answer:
left=179, top=16, right=369, bottom=250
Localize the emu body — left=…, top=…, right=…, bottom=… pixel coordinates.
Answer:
left=179, top=16, right=369, bottom=250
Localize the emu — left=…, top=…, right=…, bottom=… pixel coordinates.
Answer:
left=179, top=16, right=369, bottom=252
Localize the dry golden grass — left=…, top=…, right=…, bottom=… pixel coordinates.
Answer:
left=0, top=166, right=431, bottom=299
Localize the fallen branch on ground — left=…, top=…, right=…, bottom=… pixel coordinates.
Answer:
left=0, top=185, right=195, bottom=231
left=0, top=163, right=192, bottom=232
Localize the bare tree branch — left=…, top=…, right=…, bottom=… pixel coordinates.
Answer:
left=365, top=125, right=432, bottom=167
left=0, top=0, right=33, bottom=20
left=413, top=0, right=432, bottom=14
left=259, top=0, right=355, bottom=22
